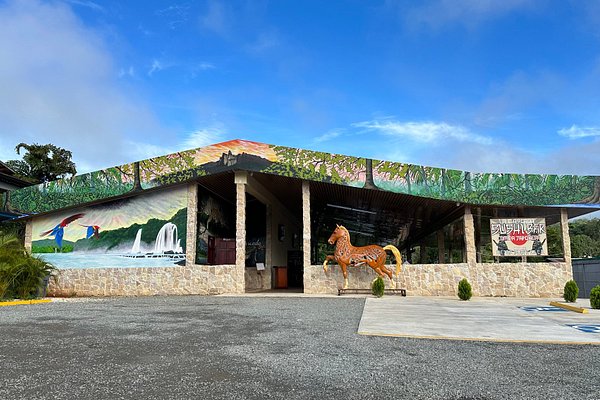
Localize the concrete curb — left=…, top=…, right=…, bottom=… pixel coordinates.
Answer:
left=549, top=301, right=588, bottom=313
left=357, top=331, right=600, bottom=345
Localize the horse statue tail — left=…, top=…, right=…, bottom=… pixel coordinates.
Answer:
left=382, top=245, right=402, bottom=275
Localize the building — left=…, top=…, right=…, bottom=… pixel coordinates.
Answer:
left=4, top=139, right=600, bottom=297
left=0, top=160, right=33, bottom=221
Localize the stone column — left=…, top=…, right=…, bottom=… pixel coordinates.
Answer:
left=302, top=181, right=311, bottom=290
left=464, top=206, right=477, bottom=267
left=235, top=172, right=247, bottom=272
left=185, top=183, right=198, bottom=266
left=437, top=230, right=445, bottom=263
left=560, top=208, right=572, bottom=266
left=24, top=219, right=33, bottom=253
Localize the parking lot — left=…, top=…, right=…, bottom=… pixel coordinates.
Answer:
left=1, top=296, right=599, bottom=399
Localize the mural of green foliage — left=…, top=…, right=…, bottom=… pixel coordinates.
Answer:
left=7, top=139, right=600, bottom=215
left=264, top=146, right=364, bottom=184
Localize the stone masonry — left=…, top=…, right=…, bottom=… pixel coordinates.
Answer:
left=47, top=264, right=245, bottom=297
left=304, top=262, right=572, bottom=297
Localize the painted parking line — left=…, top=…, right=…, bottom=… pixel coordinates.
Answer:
left=567, top=324, right=600, bottom=334
left=520, top=306, right=568, bottom=312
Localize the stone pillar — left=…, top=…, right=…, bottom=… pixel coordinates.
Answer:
left=24, top=219, right=33, bottom=253
left=302, top=180, right=311, bottom=276
left=265, top=203, right=273, bottom=289
left=464, top=206, right=477, bottom=267
left=437, top=230, right=445, bottom=263
left=560, top=208, right=572, bottom=266
left=185, top=183, right=198, bottom=266
left=235, top=172, right=248, bottom=272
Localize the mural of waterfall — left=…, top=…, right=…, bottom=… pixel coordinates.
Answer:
left=31, top=187, right=188, bottom=269
left=153, top=223, right=183, bottom=254
left=131, top=229, right=143, bottom=253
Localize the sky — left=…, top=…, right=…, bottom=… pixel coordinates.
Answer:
left=1, top=0, right=600, bottom=176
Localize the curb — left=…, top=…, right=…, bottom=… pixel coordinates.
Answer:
left=0, top=299, right=53, bottom=307
left=549, top=301, right=588, bottom=314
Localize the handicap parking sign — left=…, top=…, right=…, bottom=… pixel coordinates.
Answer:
left=567, top=324, right=600, bottom=334
left=520, top=306, right=568, bottom=312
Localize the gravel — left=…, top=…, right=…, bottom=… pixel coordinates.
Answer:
left=1, top=296, right=598, bottom=400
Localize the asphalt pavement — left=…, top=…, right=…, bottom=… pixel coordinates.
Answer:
left=1, top=296, right=599, bottom=400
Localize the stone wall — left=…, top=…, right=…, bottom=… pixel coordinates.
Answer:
left=304, top=262, right=572, bottom=297
left=47, top=264, right=245, bottom=297
left=245, top=267, right=272, bottom=291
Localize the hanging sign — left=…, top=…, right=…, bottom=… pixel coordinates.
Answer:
left=490, top=218, right=547, bottom=256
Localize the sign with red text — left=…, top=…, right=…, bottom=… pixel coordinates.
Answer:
left=490, top=218, right=547, bottom=257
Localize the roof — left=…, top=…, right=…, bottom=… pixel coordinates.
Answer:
left=0, top=160, right=15, bottom=175
left=7, top=139, right=600, bottom=216
left=0, top=171, right=32, bottom=189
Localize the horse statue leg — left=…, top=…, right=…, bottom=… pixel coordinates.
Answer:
left=340, top=263, right=349, bottom=289
left=323, top=255, right=336, bottom=273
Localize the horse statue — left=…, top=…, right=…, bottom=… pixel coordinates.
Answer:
left=323, top=225, right=402, bottom=290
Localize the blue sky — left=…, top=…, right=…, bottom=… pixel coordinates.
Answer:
left=1, top=0, right=600, bottom=175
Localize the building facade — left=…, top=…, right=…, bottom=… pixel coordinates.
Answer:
left=5, top=140, right=600, bottom=297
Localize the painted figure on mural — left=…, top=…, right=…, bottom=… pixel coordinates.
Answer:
left=39, top=213, right=84, bottom=249
left=323, top=225, right=402, bottom=289
left=494, top=236, right=509, bottom=256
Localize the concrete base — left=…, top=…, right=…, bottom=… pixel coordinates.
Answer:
left=358, top=296, right=600, bottom=344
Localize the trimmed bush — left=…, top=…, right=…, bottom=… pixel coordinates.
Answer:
left=371, top=276, right=385, bottom=298
left=563, top=280, right=579, bottom=303
left=590, top=285, right=600, bottom=310
left=457, top=278, right=472, bottom=301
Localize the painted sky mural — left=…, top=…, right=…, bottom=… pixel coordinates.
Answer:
left=7, top=140, right=600, bottom=215
left=31, top=187, right=187, bottom=269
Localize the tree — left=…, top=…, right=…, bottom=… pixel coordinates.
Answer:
left=6, top=143, right=76, bottom=183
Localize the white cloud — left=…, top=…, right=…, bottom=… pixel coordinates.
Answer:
left=197, top=62, right=215, bottom=70
left=557, top=125, right=600, bottom=139
left=352, top=119, right=492, bottom=145
left=126, top=126, right=227, bottom=161
left=0, top=0, right=167, bottom=172
left=199, top=0, right=231, bottom=37
left=182, top=127, right=225, bottom=149
left=314, top=129, right=343, bottom=143
left=148, top=59, right=163, bottom=76
left=118, top=66, right=135, bottom=78
left=406, top=0, right=536, bottom=30
left=63, top=0, right=104, bottom=12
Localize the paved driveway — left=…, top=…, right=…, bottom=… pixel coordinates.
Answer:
left=1, top=296, right=599, bottom=399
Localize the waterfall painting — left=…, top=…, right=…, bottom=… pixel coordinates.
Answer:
left=31, top=186, right=187, bottom=269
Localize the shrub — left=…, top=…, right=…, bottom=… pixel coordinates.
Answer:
left=371, top=276, right=385, bottom=298
left=0, top=232, right=56, bottom=300
left=563, top=280, right=579, bottom=303
left=590, top=285, right=600, bottom=310
left=457, top=278, right=472, bottom=301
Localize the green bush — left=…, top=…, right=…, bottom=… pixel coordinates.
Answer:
left=590, top=285, right=600, bottom=309
left=0, top=232, right=56, bottom=300
left=371, top=276, right=385, bottom=298
left=563, top=280, right=579, bottom=303
left=457, top=278, right=472, bottom=301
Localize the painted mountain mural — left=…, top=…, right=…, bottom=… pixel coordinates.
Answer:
left=7, top=139, right=600, bottom=215
left=31, top=187, right=187, bottom=269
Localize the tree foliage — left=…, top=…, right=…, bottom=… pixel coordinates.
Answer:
left=6, top=143, right=76, bottom=183
left=544, top=218, right=600, bottom=258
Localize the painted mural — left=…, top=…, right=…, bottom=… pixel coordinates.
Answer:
left=31, top=187, right=187, bottom=269
left=7, top=140, right=600, bottom=215
left=195, top=190, right=235, bottom=264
